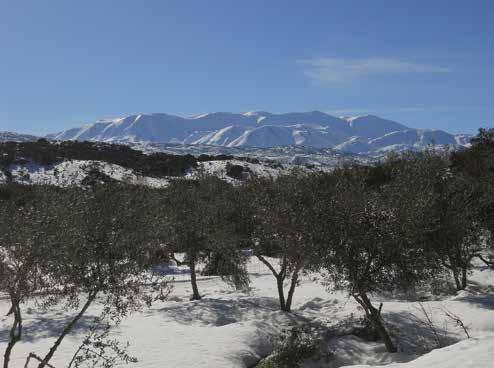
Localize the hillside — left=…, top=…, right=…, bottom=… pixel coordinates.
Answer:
left=0, top=140, right=313, bottom=187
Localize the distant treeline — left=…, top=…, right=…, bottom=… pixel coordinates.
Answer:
left=0, top=139, right=260, bottom=177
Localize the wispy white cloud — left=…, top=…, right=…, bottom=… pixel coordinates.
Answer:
left=326, top=105, right=484, bottom=116
left=298, top=57, right=451, bottom=83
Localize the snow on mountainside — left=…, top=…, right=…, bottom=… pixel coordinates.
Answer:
left=46, top=112, right=470, bottom=154
left=0, top=131, right=38, bottom=142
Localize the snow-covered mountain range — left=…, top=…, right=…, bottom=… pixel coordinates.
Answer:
left=47, top=112, right=471, bottom=155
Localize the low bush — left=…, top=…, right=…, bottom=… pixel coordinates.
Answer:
left=258, top=327, right=325, bottom=368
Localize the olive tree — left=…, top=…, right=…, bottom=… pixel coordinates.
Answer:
left=244, top=173, right=322, bottom=312
left=316, top=155, right=443, bottom=353
left=427, top=171, right=487, bottom=290
left=0, top=185, right=65, bottom=368
left=450, top=128, right=494, bottom=268
left=161, top=176, right=250, bottom=300
left=34, top=183, right=168, bottom=368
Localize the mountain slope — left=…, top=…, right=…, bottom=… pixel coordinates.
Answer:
left=346, top=115, right=408, bottom=139
left=0, top=131, right=39, bottom=142
left=47, top=112, right=469, bottom=154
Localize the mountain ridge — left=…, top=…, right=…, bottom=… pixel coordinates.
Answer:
left=44, top=111, right=471, bottom=154
left=0, top=131, right=39, bottom=142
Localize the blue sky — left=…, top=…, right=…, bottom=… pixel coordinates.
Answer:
left=1, top=0, right=493, bottom=135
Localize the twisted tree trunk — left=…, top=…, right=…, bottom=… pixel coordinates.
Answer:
left=354, top=292, right=397, bottom=353
left=3, top=299, right=22, bottom=368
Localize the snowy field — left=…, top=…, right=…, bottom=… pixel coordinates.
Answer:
left=1, top=257, right=493, bottom=368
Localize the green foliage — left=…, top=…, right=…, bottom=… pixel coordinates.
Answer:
left=246, top=173, right=322, bottom=264
left=0, top=183, right=169, bottom=367
left=161, top=175, right=251, bottom=298
left=243, top=173, right=324, bottom=311
left=202, top=250, right=250, bottom=290
left=259, top=327, right=322, bottom=368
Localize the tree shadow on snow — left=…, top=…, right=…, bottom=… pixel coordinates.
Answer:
left=454, top=293, right=494, bottom=310
left=0, top=312, right=100, bottom=343
left=385, top=311, right=459, bottom=354
left=154, top=296, right=309, bottom=327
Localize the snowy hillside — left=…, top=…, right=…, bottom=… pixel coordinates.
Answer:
left=1, top=160, right=170, bottom=188
left=0, top=158, right=294, bottom=187
left=46, top=112, right=470, bottom=154
left=0, top=140, right=319, bottom=188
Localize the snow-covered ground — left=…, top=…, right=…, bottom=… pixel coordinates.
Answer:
left=1, top=160, right=170, bottom=187
left=186, top=159, right=287, bottom=184
left=1, top=158, right=297, bottom=187
left=348, top=337, right=494, bottom=368
left=1, top=258, right=493, bottom=368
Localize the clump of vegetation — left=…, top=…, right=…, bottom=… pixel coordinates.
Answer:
left=257, top=327, right=326, bottom=368
left=225, top=162, right=251, bottom=180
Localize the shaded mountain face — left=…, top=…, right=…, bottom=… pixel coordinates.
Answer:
left=47, top=112, right=470, bottom=154
left=0, top=131, right=39, bottom=142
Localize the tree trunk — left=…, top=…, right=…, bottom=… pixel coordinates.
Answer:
left=355, top=293, right=397, bottom=353
left=276, top=275, right=286, bottom=311
left=3, top=300, right=22, bottom=368
left=452, top=268, right=462, bottom=291
left=255, top=254, right=288, bottom=311
left=461, top=267, right=468, bottom=290
left=37, top=291, right=98, bottom=368
left=284, top=267, right=300, bottom=313
left=189, top=258, right=201, bottom=301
